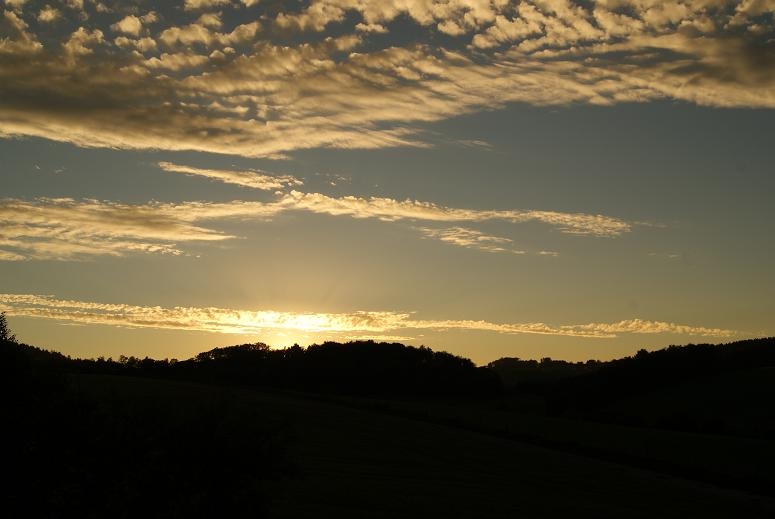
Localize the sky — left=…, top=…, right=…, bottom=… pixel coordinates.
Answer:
left=1, top=0, right=774, bottom=364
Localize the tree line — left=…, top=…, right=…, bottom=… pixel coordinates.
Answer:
left=3, top=311, right=774, bottom=436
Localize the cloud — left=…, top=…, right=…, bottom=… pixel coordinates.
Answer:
left=569, top=318, right=735, bottom=336
left=37, top=6, right=61, bottom=24
left=274, top=0, right=499, bottom=34
left=0, top=250, right=25, bottom=261
left=277, top=191, right=631, bottom=236
left=65, top=0, right=84, bottom=10
left=143, top=51, right=210, bottom=71
left=0, top=192, right=630, bottom=260
left=0, top=197, right=261, bottom=261
left=111, top=15, right=143, bottom=37
left=184, top=0, right=233, bottom=11
left=62, top=26, right=104, bottom=56
left=415, top=226, right=562, bottom=256
left=0, top=293, right=741, bottom=340
left=157, top=161, right=303, bottom=190
left=416, top=226, right=526, bottom=254
left=0, top=9, right=42, bottom=54
left=0, top=1, right=772, bottom=157
left=157, top=20, right=260, bottom=48
left=114, top=36, right=157, bottom=52
left=355, top=22, right=388, bottom=33
left=4, top=0, right=28, bottom=11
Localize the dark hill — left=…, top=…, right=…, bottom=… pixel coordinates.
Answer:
left=490, top=337, right=775, bottom=438
left=3, top=323, right=775, bottom=511
left=545, top=338, right=775, bottom=413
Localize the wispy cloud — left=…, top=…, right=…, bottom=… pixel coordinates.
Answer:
left=0, top=2, right=773, bottom=156
left=277, top=191, right=631, bottom=236
left=0, top=193, right=630, bottom=260
left=157, top=161, right=303, bottom=190
left=0, top=293, right=740, bottom=340
left=0, top=197, right=267, bottom=260
left=416, top=226, right=525, bottom=255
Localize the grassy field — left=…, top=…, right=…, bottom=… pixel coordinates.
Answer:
left=73, top=374, right=775, bottom=518
left=317, top=393, right=775, bottom=494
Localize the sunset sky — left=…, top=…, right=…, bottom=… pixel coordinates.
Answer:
left=1, top=0, right=774, bottom=364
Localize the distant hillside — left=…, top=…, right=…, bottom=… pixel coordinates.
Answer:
left=490, top=338, right=775, bottom=438
left=546, top=338, right=775, bottom=406
left=487, top=356, right=603, bottom=386
left=490, top=338, right=775, bottom=389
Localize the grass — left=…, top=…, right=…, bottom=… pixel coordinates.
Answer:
left=72, top=374, right=775, bottom=518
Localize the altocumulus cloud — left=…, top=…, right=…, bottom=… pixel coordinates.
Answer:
left=0, top=1, right=773, bottom=157
left=0, top=293, right=741, bottom=340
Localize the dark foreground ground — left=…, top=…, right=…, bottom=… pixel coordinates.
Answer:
left=58, top=374, right=775, bottom=518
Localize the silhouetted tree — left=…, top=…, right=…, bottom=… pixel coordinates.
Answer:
left=0, top=311, right=16, bottom=343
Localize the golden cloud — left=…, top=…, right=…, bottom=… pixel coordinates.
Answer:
left=0, top=293, right=741, bottom=339
left=0, top=2, right=772, bottom=157
left=0, top=188, right=631, bottom=261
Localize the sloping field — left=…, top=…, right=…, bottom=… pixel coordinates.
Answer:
left=75, top=375, right=775, bottom=519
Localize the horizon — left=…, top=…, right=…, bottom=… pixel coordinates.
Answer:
left=2, top=1, right=774, bottom=365
left=4, top=311, right=772, bottom=367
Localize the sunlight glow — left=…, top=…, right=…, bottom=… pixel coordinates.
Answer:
left=0, top=294, right=741, bottom=342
